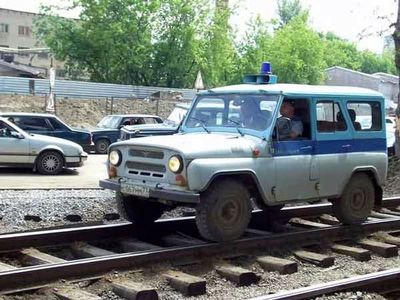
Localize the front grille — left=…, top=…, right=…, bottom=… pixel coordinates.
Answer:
left=129, top=149, right=164, bottom=159
left=126, top=161, right=166, bottom=173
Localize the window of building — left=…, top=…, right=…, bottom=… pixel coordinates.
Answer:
left=316, top=101, right=347, bottom=132
left=18, top=26, right=30, bottom=36
left=0, top=24, right=9, bottom=33
left=346, top=102, right=382, bottom=131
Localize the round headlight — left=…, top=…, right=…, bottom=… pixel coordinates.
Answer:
left=168, top=155, right=183, bottom=173
left=109, top=150, right=122, bottom=166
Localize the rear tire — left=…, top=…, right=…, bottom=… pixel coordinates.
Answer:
left=332, top=173, right=375, bottom=225
left=116, top=192, right=164, bottom=224
left=95, top=139, right=110, bottom=154
left=196, top=179, right=252, bottom=242
left=36, top=151, right=64, bottom=175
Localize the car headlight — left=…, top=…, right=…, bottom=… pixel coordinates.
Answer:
left=168, top=155, right=183, bottom=173
left=109, top=150, right=122, bottom=166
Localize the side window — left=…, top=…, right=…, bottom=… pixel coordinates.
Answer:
left=19, top=117, right=51, bottom=131
left=48, top=118, right=67, bottom=130
left=346, top=102, right=381, bottom=131
left=0, top=121, right=12, bottom=138
left=143, top=118, right=159, bottom=124
left=316, top=101, right=347, bottom=132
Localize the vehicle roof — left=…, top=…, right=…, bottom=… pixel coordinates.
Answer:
left=207, top=83, right=385, bottom=98
left=0, top=112, right=58, bottom=117
left=104, top=114, right=161, bottom=118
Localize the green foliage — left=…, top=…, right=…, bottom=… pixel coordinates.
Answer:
left=34, top=0, right=397, bottom=88
left=276, top=0, right=308, bottom=27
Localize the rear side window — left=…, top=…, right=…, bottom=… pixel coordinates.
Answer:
left=346, top=102, right=382, bottom=131
left=18, top=117, right=51, bottom=131
left=316, top=101, right=347, bottom=132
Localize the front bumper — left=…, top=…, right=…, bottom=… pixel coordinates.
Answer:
left=65, top=152, right=88, bottom=168
left=99, top=179, right=200, bottom=204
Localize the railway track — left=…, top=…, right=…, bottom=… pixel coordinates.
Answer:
left=1, top=197, right=400, bottom=298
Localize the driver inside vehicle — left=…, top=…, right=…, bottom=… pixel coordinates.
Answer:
left=277, top=100, right=303, bottom=139
left=240, top=98, right=269, bottom=131
left=0, top=122, right=11, bottom=137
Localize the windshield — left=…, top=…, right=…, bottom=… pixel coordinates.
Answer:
left=165, top=107, right=187, bottom=126
left=97, top=116, right=122, bottom=129
left=184, top=94, right=279, bottom=134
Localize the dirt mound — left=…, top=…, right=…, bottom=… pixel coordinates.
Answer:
left=0, top=94, right=180, bottom=127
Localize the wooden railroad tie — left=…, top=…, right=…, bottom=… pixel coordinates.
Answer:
left=112, top=281, right=159, bottom=300
left=379, top=234, right=400, bottom=247
left=71, top=242, right=116, bottom=258
left=331, top=244, right=371, bottom=261
left=216, top=264, right=259, bottom=286
left=53, top=288, right=101, bottom=300
left=319, top=214, right=340, bottom=225
left=289, top=218, right=331, bottom=229
left=357, top=239, right=398, bottom=258
left=20, top=248, right=66, bottom=266
left=119, top=238, right=162, bottom=252
left=293, top=250, right=335, bottom=268
left=163, top=270, right=206, bottom=296
left=256, top=256, right=298, bottom=275
left=0, top=261, right=16, bottom=272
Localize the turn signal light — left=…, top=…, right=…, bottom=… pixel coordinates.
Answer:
left=108, top=164, right=117, bottom=178
left=175, top=174, right=187, bottom=186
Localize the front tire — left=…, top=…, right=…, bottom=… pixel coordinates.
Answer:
left=332, top=173, right=375, bottom=225
left=95, top=139, right=110, bottom=154
left=116, top=192, right=164, bottom=224
left=36, top=151, right=64, bottom=175
left=196, top=179, right=252, bottom=242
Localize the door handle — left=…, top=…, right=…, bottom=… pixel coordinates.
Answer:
left=300, top=146, right=312, bottom=151
left=341, top=144, right=351, bottom=148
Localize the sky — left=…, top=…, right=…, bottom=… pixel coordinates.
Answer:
left=0, top=0, right=397, bottom=53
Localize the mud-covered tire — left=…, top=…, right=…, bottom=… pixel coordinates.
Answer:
left=116, top=192, right=164, bottom=224
left=332, top=173, right=375, bottom=225
left=36, top=151, right=64, bottom=175
left=95, top=139, right=110, bottom=154
left=196, top=179, right=252, bottom=242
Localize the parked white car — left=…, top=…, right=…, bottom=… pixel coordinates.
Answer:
left=0, top=117, right=88, bottom=175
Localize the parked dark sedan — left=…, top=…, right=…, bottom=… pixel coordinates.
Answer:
left=91, top=114, right=163, bottom=153
left=119, top=103, right=189, bottom=141
left=0, top=113, right=93, bottom=152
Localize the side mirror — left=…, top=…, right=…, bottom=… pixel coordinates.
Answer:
left=10, top=131, right=24, bottom=139
left=276, top=117, right=292, bottom=140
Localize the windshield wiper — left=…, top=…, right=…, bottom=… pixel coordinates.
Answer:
left=188, top=116, right=211, bottom=134
left=224, top=117, right=244, bottom=137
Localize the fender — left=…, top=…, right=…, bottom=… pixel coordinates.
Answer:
left=32, top=145, right=66, bottom=169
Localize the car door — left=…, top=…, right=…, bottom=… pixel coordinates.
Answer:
left=46, top=117, right=74, bottom=141
left=17, top=116, right=53, bottom=137
left=314, top=98, right=352, bottom=197
left=0, top=121, right=29, bottom=164
left=272, top=98, right=318, bottom=202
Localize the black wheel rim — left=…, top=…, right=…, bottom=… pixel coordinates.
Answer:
left=349, top=187, right=367, bottom=211
left=216, top=197, right=244, bottom=229
left=98, top=141, right=108, bottom=153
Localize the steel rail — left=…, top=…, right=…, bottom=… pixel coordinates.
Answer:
left=251, top=268, right=400, bottom=300
left=1, top=218, right=400, bottom=293
left=0, top=197, right=398, bottom=253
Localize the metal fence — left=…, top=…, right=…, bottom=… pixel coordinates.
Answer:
left=0, top=76, right=197, bottom=100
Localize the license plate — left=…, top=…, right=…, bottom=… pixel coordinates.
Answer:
left=121, top=183, right=150, bottom=198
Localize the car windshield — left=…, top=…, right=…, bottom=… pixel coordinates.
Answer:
left=97, top=116, right=122, bottom=129
left=184, top=94, right=279, bottom=133
left=165, top=107, right=187, bottom=126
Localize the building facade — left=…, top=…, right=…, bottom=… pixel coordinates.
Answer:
left=0, top=8, right=64, bottom=77
left=325, top=66, right=398, bottom=113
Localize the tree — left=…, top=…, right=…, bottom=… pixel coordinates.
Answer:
left=267, top=17, right=326, bottom=84
left=393, top=0, right=400, bottom=117
left=277, top=0, right=308, bottom=27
